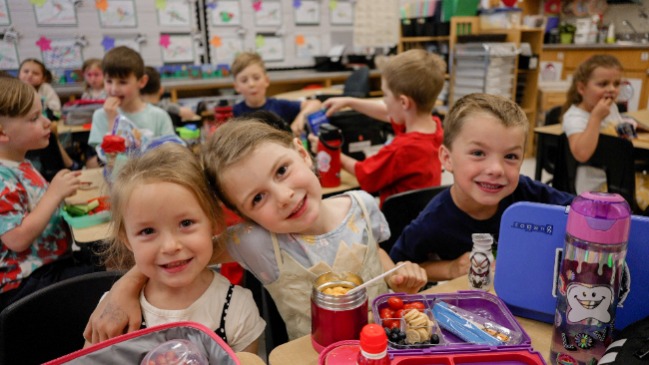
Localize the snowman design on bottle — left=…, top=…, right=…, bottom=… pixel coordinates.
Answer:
left=468, top=251, right=492, bottom=290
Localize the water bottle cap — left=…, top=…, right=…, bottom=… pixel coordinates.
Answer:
left=567, top=192, right=631, bottom=244
left=359, top=324, right=387, bottom=354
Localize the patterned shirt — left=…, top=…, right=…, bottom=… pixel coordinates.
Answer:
left=0, top=159, right=71, bottom=293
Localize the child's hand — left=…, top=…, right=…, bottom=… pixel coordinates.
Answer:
left=307, top=133, right=318, bottom=154
left=48, top=169, right=82, bottom=201
left=449, top=252, right=471, bottom=279
left=386, top=261, right=428, bottom=294
left=103, top=96, right=121, bottom=129
left=592, top=97, right=613, bottom=122
left=323, top=97, right=352, bottom=117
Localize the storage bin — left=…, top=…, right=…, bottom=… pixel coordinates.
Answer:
left=401, top=18, right=415, bottom=37
left=479, top=8, right=522, bottom=30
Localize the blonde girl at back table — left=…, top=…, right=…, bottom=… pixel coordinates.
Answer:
left=84, top=118, right=427, bottom=343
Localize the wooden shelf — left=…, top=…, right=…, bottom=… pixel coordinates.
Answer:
left=401, top=36, right=450, bottom=42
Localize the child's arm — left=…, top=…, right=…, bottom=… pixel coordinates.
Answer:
left=1, top=170, right=81, bottom=252
left=291, top=99, right=322, bottom=136
left=83, top=267, right=148, bottom=344
left=568, top=97, right=613, bottom=162
left=419, top=252, right=471, bottom=282
left=323, top=97, right=389, bottom=122
left=340, top=154, right=358, bottom=176
left=379, top=249, right=427, bottom=293
left=239, top=338, right=259, bottom=354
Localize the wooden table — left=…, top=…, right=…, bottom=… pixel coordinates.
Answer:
left=236, top=352, right=266, bottom=365
left=268, top=276, right=552, bottom=365
left=65, top=168, right=111, bottom=244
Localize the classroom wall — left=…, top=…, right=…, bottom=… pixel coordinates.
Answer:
left=0, top=0, right=360, bottom=74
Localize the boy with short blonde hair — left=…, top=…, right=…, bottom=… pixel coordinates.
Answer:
left=87, top=47, right=175, bottom=165
left=389, top=93, right=574, bottom=282
left=231, top=52, right=321, bottom=136
left=323, top=49, right=446, bottom=205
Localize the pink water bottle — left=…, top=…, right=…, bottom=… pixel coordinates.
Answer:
left=549, top=192, right=631, bottom=365
left=317, top=123, right=342, bottom=188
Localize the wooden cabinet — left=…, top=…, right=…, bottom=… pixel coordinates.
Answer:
left=541, top=47, right=649, bottom=111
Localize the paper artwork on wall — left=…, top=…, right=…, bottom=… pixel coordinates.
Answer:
left=208, top=0, right=241, bottom=26
left=98, top=0, right=137, bottom=28
left=210, top=36, right=243, bottom=65
left=255, top=34, right=284, bottom=61
left=0, top=0, right=10, bottom=26
left=330, top=1, right=353, bottom=25
left=158, top=0, right=192, bottom=27
left=41, top=38, right=84, bottom=70
left=539, top=61, right=563, bottom=82
left=353, top=0, right=399, bottom=47
left=0, top=41, right=19, bottom=70
left=160, top=33, right=195, bottom=64
left=34, top=0, right=78, bottom=26
left=296, top=35, right=321, bottom=59
left=294, top=0, right=320, bottom=25
left=254, top=1, right=281, bottom=27
left=102, top=35, right=141, bottom=53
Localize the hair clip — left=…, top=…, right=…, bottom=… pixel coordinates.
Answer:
left=75, top=35, right=89, bottom=48
left=135, top=34, right=147, bottom=44
left=2, top=27, right=19, bottom=44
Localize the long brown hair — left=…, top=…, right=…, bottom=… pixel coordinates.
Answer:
left=562, top=54, right=622, bottom=115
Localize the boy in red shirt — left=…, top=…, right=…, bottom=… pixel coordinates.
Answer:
left=323, top=49, right=445, bottom=206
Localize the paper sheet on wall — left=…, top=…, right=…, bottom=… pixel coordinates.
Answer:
left=42, top=38, right=83, bottom=70
left=0, top=41, right=19, bottom=70
left=353, top=0, right=399, bottom=48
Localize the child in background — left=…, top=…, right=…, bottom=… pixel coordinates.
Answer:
left=231, top=52, right=322, bottom=136
left=83, top=119, right=427, bottom=343
left=561, top=54, right=635, bottom=194
left=322, top=49, right=445, bottom=206
left=81, top=58, right=106, bottom=100
left=141, top=66, right=199, bottom=122
left=0, top=77, right=101, bottom=311
left=18, top=58, right=61, bottom=120
left=87, top=46, right=175, bottom=166
left=86, top=143, right=264, bottom=353
left=390, top=93, right=574, bottom=282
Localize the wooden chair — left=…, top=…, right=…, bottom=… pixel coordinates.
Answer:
left=553, top=133, right=641, bottom=214
left=380, top=185, right=450, bottom=253
left=0, top=271, right=123, bottom=365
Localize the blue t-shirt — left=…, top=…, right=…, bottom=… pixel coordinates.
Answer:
left=389, top=175, right=575, bottom=263
left=233, top=98, right=301, bottom=123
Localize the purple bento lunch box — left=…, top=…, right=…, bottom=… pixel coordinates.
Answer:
left=371, top=291, right=546, bottom=364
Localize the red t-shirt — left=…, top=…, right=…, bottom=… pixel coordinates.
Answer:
left=354, top=116, right=443, bottom=206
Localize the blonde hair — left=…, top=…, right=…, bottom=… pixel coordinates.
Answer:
left=563, top=54, right=622, bottom=114
left=201, top=118, right=295, bottom=213
left=103, top=143, right=225, bottom=270
left=381, top=49, right=446, bottom=114
left=0, top=77, right=37, bottom=119
left=443, top=93, right=528, bottom=149
left=230, top=52, right=266, bottom=78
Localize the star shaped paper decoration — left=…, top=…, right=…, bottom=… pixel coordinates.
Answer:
left=252, top=1, right=262, bottom=12
left=155, top=0, right=167, bottom=10
left=29, top=0, right=48, bottom=7
left=159, top=34, right=171, bottom=49
left=206, top=1, right=217, bottom=10
left=35, top=36, right=52, bottom=52
left=295, top=35, right=305, bottom=45
left=293, top=0, right=301, bottom=8
left=329, top=0, right=338, bottom=10
left=101, top=36, right=115, bottom=51
left=95, top=0, right=108, bottom=12
left=210, top=36, right=222, bottom=47
left=255, top=34, right=265, bottom=48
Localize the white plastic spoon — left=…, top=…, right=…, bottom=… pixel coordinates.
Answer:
left=347, top=262, right=407, bottom=295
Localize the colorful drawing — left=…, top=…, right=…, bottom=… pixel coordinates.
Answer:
left=330, top=1, right=353, bottom=25
left=158, top=0, right=191, bottom=27
left=295, top=0, right=319, bottom=25
left=256, top=35, right=284, bottom=62
left=98, top=0, right=137, bottom=28
left=160, top=34, right=195, bottom=64
left=34, top=0, right=78, bottom=26
left=209, top=0, right=240, bottom=26
left=255, top=1, right=281, bottom=26
left=41, top=38, right=84, bottom=69
left=211, top=36, right=243, bottom=64
left=0, top=42, right=19, bottom=70
left=0, top=0, right=10, bottom=26
left=296, top=35, right=321, bottom=59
